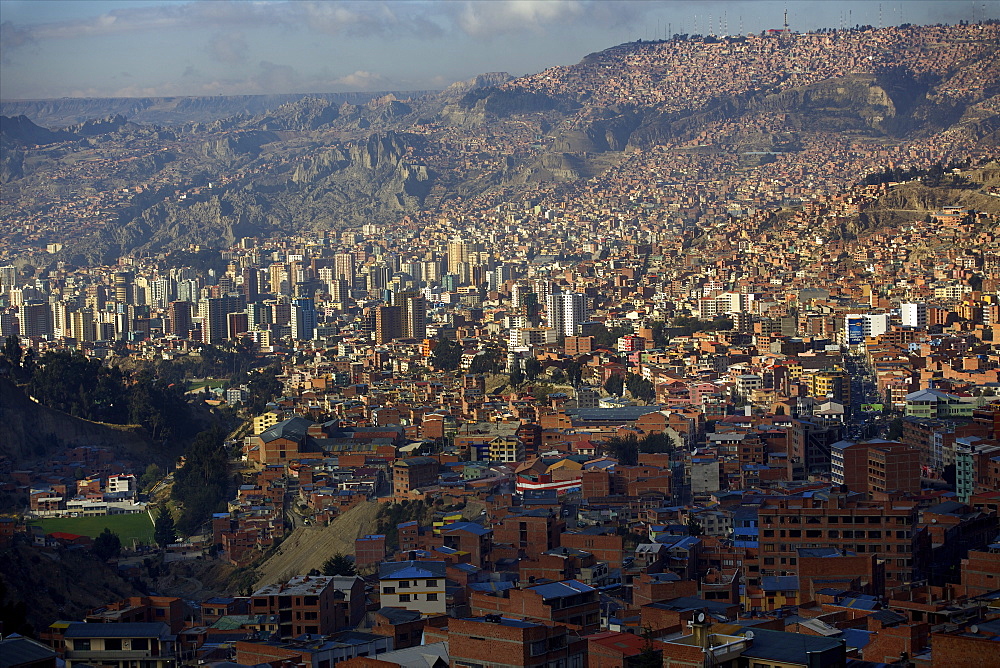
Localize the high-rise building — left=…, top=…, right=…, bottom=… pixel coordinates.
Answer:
left=51, top=302, right=69, bottom=338
left=290, top=298, right=317, bottom=340
left=546, top=292, right=588, bottom=337
left=246, top=302, right=270, bottom=330
left=0, top=265, right=17, bottom=293
left=334, top=253, right=356, bottom=281
left=901, top=302, right=927, bottom=329
left=832, top=440, right=920, bottom=495
left=447, top=238, right=472, bottom=275
left=269, top=263, right=290, bottom=296
left=148, top=278, right=173, bottom=309
left=240, top=267, right=260, bottom=303
left=113, top=272, right=133, bottom=304
left=375, top=305, right=403, bottom=344
left=199, top=295, right=244, bottom=344
left=19, top=301, right=52, bottom=338
left=844, top=313, right=890, bottom=345
left=167, top=301, right=193, bottom=337
left=69, top=309, right=97, bottom=343
left=394, top=293, right=427, bottom=340
left=176, top=279, right=199, bottom=303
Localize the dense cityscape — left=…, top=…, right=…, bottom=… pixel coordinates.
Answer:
left=1, top=15, right=1000, bottom=668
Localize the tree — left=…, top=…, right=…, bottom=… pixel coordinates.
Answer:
left=604, top=374, right=624, bottom=397
left=154, top=508, right=178, bottom=547
left=429, top=338, right=463, bottom=371
left=566, top=358, right=584, bottom=386
left=625, top=372, right=655, bottom=402
left=140, top=463, right=163, bottom=491
left=322, top=553, right=357, bottom=576
left=524, top=357, right=543, bottom=380
left=0, top=334, right=23, bottom=378
left=686, top=516, right=704, bottom=537
left=0, top=579, right=33, bottom=638
left=172, top=426, right=233, bottom=534
left=605, top=433, right=639, bottom=465
left=93, top=527, right=122, bottom=561
left=509, top=360, right=524, bottom=387
left=635, top=627, right=662, bottom=668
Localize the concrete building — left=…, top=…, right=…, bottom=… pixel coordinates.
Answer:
left=378, top=560, right=447, bottom=616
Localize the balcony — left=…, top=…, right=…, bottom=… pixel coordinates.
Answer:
left=66, top=650, right=164, bottom=660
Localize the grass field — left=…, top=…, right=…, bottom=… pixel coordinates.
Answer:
left=187, top=378, right=227, bottom=392
left=31, top=512, right=155, bottom=546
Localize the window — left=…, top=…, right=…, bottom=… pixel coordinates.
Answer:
left=104, top=639, right=122, bottom=651
left=399, top=594, right=410, bottom=602
left=398, top=580, right=410, bottom=588
left=425, top=579, right=438, bottom=587
left=383, top=587, right=395, bottom=594
left=132, top=639, right=148, bottom=651
left=426, top=593, right=438, bottom=601
left=74, top=640, right=91, bottom=651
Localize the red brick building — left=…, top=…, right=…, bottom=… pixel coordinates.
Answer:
left=250, top=575, right=365, bottom=638
left=392, top=457, right=439, bottom=495
left=469, top=580, right=600, bottom=633
left=493, top=509, right=565, bottom=561
left=839, top=440, right=920, bottom=495
left=757, top=492, right=926, bottom=587
left=961, top=549, right=1000, bottom=596
left=355, top=534, right=387, bottom=568
left=447, top=616, right=587, bottom=668
left=560, top=527, right=624, bottom=568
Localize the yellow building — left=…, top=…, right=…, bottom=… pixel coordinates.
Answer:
left=252, top=411, right=283, bottom=435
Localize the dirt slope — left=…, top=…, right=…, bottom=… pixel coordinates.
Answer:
left=254, top=500, right=381, bottom=588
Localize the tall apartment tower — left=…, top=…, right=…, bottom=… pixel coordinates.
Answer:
left=199, top=294, right=244, bottom=344
left=240, top=267, right=260, bottom=303
left=375, top=305, right=403, bottom=344
left=167, top=301, right=193, bottom=337
left=19, top=301, right=52, bottom=338
left=113, top=272, right=133, bottom=304
left=334, top=253, right=356, bottom=281
left=394, top=292, right=427, bottom=340
left=546, top=292, right=588, bottom=337
left=901, top=302, right=927, bottom=329
left=290, top=298, right=317, bottom=340
left=269, top=263, right=290, bottom=296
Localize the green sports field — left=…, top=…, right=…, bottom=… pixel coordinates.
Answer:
left=31, top=512, right=155, bottom=545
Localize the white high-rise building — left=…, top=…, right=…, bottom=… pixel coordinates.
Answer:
left=546, top=292, right=588, bottom=337
left=901, top=302, right=927, bottom=329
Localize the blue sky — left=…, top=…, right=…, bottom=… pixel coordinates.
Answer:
left=0, top=1, right=993, bottom=99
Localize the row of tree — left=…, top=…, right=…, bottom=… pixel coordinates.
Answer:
left=604, top=431, right=676, bottom=466
left=2, top=338, right=197, bottom=443
left=171, top=427, right=235, bottom=534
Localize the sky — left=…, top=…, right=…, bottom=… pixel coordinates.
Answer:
left=1, top=0, right=995, bottom=100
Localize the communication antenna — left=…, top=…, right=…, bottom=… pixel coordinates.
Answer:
left=784, top=8, right=789, bottom=32
left=879, top=3, right=883, bottom=30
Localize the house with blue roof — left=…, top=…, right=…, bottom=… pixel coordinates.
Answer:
left=379, top=560, right=448, bottom=616
left=468, top=578, right=601, bottom=633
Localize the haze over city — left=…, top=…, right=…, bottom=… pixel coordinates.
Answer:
left=2, top=0, right=996, bottom=99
